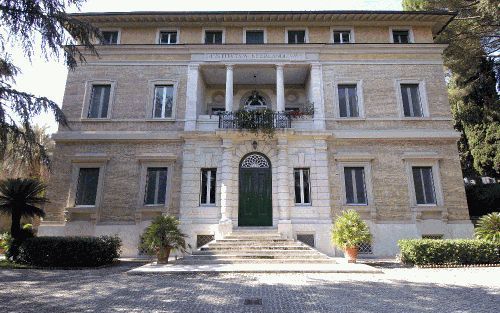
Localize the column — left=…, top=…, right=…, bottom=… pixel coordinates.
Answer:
left=310, top=63, right=325, bottom=129
left=277, top=137, right=292, bottom=238
left=219, top=138, right=234, bottom=237
left=184, top=63, right=199, bottom=131
left=276, top=64, right=285, bottom=112
left=225, top=64, right=234, bottom=112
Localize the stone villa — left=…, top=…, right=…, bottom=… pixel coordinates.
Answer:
left=39, top=10, right=474, bottom=257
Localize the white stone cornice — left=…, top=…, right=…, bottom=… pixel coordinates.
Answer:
left=332, top=129, right=461, bottom=140
left=53, top=131, right=182, bottom=142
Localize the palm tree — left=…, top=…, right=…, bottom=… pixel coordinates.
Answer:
left=0, top=178, right=47, bottom=239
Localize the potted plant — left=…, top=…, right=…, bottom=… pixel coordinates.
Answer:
left=331, top=209, right=372, bottom=263
left=140, top=215, right=189, bottom=264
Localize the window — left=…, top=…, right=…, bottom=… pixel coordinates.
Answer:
left=288, top=30, right=306, bottom=44
left=412, top=167, right=436, bottom=205
left=393, top=30, right=410, bottom=43
left=88, top=85, right=111, bottom=118
left=246, top=30, right=264, bottom=44
left=75, top=168, right=100, bottom=206
left=159, top=31, right=177, bottom=44
left=294, top=169, right=311, bottom=205
left=200, top=169, right=216, bottom=205
left=153, top=85, right=174, bottom=118
left=401, top=84, right=423, bottom=117
left=205, top=31, right=223, bottom=44
left=338, top=84, right=359, bottom=117
left=101, top=31, right=119, bottom=44
left=344, top=167, right=367, bottom=205
left=333, top=30, right=351, bottom=44
left=144, top=167, right=168, bottom=205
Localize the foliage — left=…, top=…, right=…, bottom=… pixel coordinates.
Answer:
left=398, top=239, right=499, bottom=265
left=233, top=109, right=278, bottom=137
left=16, top=236, right=121, bottom=267
left=403, top=0, right=500, bottom=178
left=140, top=215, right=189, bottom=256
left=465, top=183, right=500, bottom=216
left=0, top=178, right=47, bottom=240
left=0, top=232, right=9, bottom=250
left=331, top=210, right=372, bottom=249
left=0, top=0, right=100, bottom=168
left=475, top=212, right=500, bottom=243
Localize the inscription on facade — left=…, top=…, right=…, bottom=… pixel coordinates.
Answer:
left=193, top=52, right=307, bottom=62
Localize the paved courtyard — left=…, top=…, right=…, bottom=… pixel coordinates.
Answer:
left=0, top=263, right=499, bottom=313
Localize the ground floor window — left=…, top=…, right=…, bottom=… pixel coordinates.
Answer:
left=294, top=168, right=311, bottom=205
left=412, top=166, right=436, bottom=205
left=200, top=168, right=216, bottom=205
left=144, top=167, right=168, bottom=205
left=75, top=168, right=100, bottom=206
left=344, top=167, right=367, bottom=205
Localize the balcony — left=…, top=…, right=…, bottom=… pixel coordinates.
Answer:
left=218, top=111, right=292, bottom=129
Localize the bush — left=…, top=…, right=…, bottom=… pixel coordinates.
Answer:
left=465, top=183, right=500, bottom=217
left=331, top=209, right=371, bottom=249
left=475, top=212, right=500, bottom=243
left=16, top=236, right=121, bottom=267
left=398, top=239, right=499, bottom=266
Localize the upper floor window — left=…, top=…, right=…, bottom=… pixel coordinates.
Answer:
left=88, top=85, right=111, bottom=118
left=144, top=167, right=168, bottom=205
left=101, top=31, right=119, bottom=44
left=75, top=168, right=100, bottom=206
left=245, top=30, right=264, bottom=44
left=159, top=31, right=178, bottom=44
left=412, top=166, right=436, bottom=205
left=344, top=167, right=367, bottom=205
left=333, top=30, right=351, bottom=44
left=400, top=84, right=423, bottom=117
left=392, top=30, right=410, bottom=43
left=294, top=168, right=311, bottom=205
left=153, top=85, right=174, bottom=118
left=288, top=30, right=306, bottom=44
left=200, top=169, right=216, bottom=205
left=338, top=84, right=359, bottom=118
left=205, top=31, right=223, bottom=44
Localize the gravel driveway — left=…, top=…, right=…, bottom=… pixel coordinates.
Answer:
left=0, top=263, right=498, bottom=313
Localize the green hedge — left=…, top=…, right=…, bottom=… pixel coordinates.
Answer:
left=398, top=239, right=499, bottom=266
left=16, top=236, right=121, bottom=267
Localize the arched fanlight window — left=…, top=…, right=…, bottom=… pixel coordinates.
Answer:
left=245, top=90, right=267, bottom=107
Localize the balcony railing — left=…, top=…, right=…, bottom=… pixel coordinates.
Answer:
left=218, top=111, right=292, bottom=129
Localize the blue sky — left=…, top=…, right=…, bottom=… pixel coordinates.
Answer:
left=10, top=0, right=403, bottom=133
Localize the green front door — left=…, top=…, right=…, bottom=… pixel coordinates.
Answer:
left=238, top=154, right=272, bottom=226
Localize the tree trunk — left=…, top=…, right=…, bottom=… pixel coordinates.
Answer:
left=11, top=211, right=21, bottom=240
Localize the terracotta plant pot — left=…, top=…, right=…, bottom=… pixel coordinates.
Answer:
left=157, top=247, right=171, bottom=264
left=344, top=247, right=359, bottom=263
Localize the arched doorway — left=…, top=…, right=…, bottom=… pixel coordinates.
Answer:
left=238, top=153, right=272, bottom=226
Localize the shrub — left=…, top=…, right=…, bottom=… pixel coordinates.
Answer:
left=475, top=212, right=500, bottom=243
left=140, top=215, right=189, bottom=256
left=16, top=236, right=121, bottom=267
left=331, top=209, right=372, bottom=249
left=398, top=239, right=499, bottom=266
left=465, top=183, right=500, bottom=217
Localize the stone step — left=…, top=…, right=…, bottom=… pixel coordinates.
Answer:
left=200, top=245, right=311, bottom=251
left=185, top=254, right=329, bottom=260
left=192, top=251, right=327, bottom=258
left=175, top=258, right=336, bottom=264
left=215, top=239, right=290, bottom=243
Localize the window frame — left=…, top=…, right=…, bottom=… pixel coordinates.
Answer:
left=202, top=28, right=225, bottom=44
left=333, top=80, right=364, bottom=119
left=243, top=28, right=267, bottom=44
left=336, top=159, right=374, bottom=208
left=294, top=168, right=312, bottom=206
left=389, top=27, right=414, bottom=44
left=146, top=79, right=178, bottom=120
left=99, top=28, right=121, bottom=45
left=138, top=160, right=175, bottom=210
left=404, top=158, right=444, bottom=208
left=395, top=79, right=429, bottom=118
left=200, top=168, right=217, bottom=206
left=68, top=158, right=108, bottom=210
left=81, top=80, right=116, bottom=120
left=285, top=28, right=308, bottom=44
left=331, top=27, right=355, bottom=44
left=157, top=28, right=179, bottom=45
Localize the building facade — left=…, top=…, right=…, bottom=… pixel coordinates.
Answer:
left=39, top=11, right=474, bottom=257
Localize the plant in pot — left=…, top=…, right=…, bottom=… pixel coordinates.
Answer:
left=331, top=209, right=372, bottom=263
left=140, top=215, right=189, bottom=264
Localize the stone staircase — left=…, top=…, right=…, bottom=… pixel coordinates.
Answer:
left=176, top=229, right=335, bottom=264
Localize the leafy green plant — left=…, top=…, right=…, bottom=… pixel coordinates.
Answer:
left=331, top=210, right=372, bottom=249
left=0, top=232, right=10, bottom=251
left=16, top=236, right=121, bottom=267
left=475, top=212, right=500, bottom=243
left=234, top=109, right=277, bottom=137
left=398, top=239, right=499, bottom=266
left=140, top=215, right=189, bottom=263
